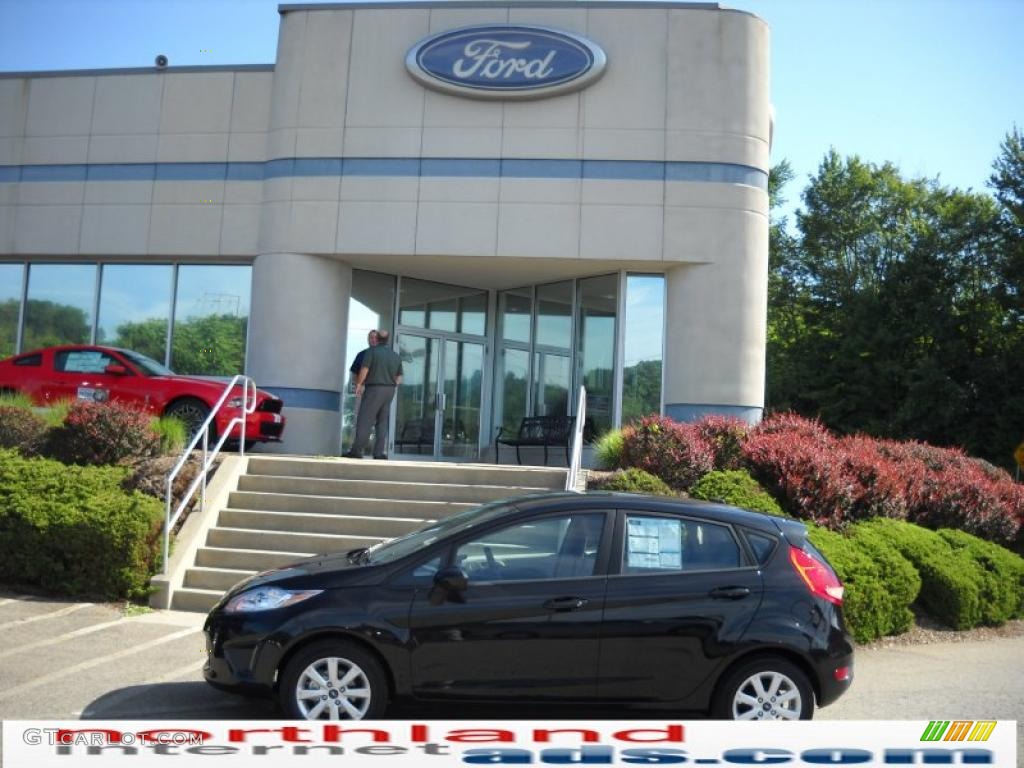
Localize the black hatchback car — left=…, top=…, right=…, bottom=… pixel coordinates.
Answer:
left=203, top=492, right=853, bottom=721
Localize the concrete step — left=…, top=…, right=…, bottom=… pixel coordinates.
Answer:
left=246, top=456, right=566, bottom=489
left=218, top=508, right=428, bottom=538
left=227, top=490, right=474, bottom=518
left=171, top=587, right=223, bottom=613
left=237, top=474, right=547, bottom=503
left=183, top=566, right=256, bottom=592
left=195, top=546, right=313, bottom=571
left=206, top=526, right=382, bottom=555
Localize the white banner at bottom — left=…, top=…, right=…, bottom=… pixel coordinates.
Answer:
left=1, top=719, right=1017, bottom=767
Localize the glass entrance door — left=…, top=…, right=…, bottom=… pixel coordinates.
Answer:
left=395, top=333, right=485, bottom=460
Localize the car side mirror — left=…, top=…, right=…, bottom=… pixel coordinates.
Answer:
left=433, top=566, right=468, bottom=593
left=104, top=364, right=127, bottom=376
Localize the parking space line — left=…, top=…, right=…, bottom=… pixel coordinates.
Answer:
left=0, top=602, right=94, bottom=629
left=0, top=616, right=128, bottom=661
left=0, top=626, right=198, bottom=702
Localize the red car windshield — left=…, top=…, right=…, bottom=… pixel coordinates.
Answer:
left=118, top=349, right=174, bottom=377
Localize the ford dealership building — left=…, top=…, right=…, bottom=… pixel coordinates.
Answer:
left=0, top=1, right=771, bottom=458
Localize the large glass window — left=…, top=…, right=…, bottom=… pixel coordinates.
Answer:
left=171, top=265, right=251, bottom=376
left=97, top=264, right=173, bottom=362
left=0, top=263, right=23, bottom=357
left=534, top=281, right=573, bottom=418
left=344, top=270, right=398, bottom=445
left=22, top=263, right=96, bottom=351
left=621, top=274, right=665, bottom=424
left=577, top=274, right=618, bottom=435
left=399, top=278, right=486, bottom=336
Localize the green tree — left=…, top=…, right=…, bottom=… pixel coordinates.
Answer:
left=766, top=141, right=1022, bottom=468
left=20, top=300, right=91, bottom=351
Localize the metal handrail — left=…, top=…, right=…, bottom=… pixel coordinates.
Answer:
left=162, top=375, right=257, bottom=574
left=565, top=386, right=587, bottom=492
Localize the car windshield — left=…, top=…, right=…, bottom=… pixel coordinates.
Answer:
left=119, top=349, right=174, bottom=377
left=363, top=499, right=518, bottom=565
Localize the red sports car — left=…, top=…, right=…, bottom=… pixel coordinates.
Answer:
left=0, top=345, right=285, bottom=445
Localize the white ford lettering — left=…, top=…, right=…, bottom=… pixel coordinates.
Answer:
left=452, top=39, right=556, bottom=80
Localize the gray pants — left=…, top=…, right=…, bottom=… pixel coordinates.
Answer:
left=350, top=385, right=396, bottom=457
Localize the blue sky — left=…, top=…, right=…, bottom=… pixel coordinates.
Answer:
left=1, top=0, right=1021, bottom=212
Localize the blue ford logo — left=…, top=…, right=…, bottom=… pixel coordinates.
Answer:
left=406, top=25, right=607, bottom=100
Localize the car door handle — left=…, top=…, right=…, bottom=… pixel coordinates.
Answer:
left=709, top=586, right=751, bottom=600
left=543, top=596, right=589, bottom=612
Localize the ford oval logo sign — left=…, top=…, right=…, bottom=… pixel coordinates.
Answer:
left=406, top=25, right=607, bottom=100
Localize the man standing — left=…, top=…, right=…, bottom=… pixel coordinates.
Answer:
left=345, top=329, right=403, bottom=460
left=344, top=329, right=377, bottom=455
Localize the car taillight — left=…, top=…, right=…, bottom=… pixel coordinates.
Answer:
left=789, top=545, right=844, bottom=605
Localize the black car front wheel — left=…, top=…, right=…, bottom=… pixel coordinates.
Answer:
left=279, top=641, right=388, bottom=721
left=712, top=657, right=814, bottom=721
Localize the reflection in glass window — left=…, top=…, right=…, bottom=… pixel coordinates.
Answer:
left=577, top=274, right=617, bottom=435
left=344, top=271, right=397, bottom=446
left=456, top=514, right=605, bottom=582
left=172, top=265, right=251, bottom=376
left=0, top=263, right=23, bottom=357
left=622, top=274, right=664, bottom=424
left=496, top=347, right=528, bottom=432
left=399, top=278, right=486, bottom=336
left=97, top=264, right=173, bottom=363
left=499, top=289, right=531, bottom=343
left=535, top=281, right=572, bottom=349
left=23, top=263, right=96, bottom=351
left=534, top=349, right=570, bottom=417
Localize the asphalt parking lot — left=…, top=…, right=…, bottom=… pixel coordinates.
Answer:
left=0, top=591, right=1021, bottom=740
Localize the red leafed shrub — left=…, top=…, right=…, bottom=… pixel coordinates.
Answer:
left=0, top=405, right=48, bottom=456
left=742, top=420, right=854, bottom=528
left=46, top=400, right=161, bottom=466
left=838, top=435, right=922, bottom=521
left=694, top=415, right=750, bottom=471
left=619, top=415, right=714, bottom=491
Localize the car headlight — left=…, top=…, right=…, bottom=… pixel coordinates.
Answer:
left=223, top=587, right=323, bottom=613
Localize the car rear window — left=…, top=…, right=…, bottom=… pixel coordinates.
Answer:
left=13, top=354, right=41, bottom=366
left=743, top=530, right=778, bottom=564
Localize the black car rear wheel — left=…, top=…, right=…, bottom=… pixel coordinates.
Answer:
left=279, top=641, right=388, bottom=721
left=712, top=657, right=814, bottom=720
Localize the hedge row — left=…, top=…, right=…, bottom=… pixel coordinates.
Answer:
left=811, top=519, right=1024, bottom=638
left=690, top=470, right=785, bottom=517
left=0, top=449, right=165, bottom=599
left=743, top=415, right=1023, bottom=547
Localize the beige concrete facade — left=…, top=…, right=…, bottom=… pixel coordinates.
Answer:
left=0, top=1, right=770, bottom=455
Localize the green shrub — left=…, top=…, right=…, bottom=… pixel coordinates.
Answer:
left=0, top=405, right=48, bottom=455
left=151, top=415, right=188, bottom=455
left=593, top=429, right=624, bottom=470
left=690, top=469, right=786, bottom=517
left=40, top=397, right=74, bottom=428
left=602, top=468, right=673, bottom=496
left=808, top=526, right=918, bottom=643
left=0, top=449, right=164, bottom=599
left=45, top=400, right=160, bottom=465
left=938, top=529, right=1024, bottom=622
left=858, top=519, right=983, bottom=630
left=0, top=391, right=35, bottom=410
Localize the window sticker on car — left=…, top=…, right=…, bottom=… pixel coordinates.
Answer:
left=76, top=387, right=109, bottom=402
left=626, top=517, right=682, bottom=569
left=64, top=351, right=108, bottom=373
